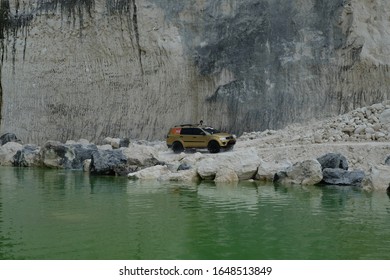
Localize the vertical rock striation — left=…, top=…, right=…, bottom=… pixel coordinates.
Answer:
left=1, top=0, right=390, bottom=144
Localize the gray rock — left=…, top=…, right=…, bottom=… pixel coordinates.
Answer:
left=379, top=109, right=390, bottom=125
left=71, top=144, right=99, bottom=169
left=177, top=163, right=191, bottom=171
left=13, top=145, right=42, bottom=167
left=41, top=141, right=98, bottom=169
left=322, top=168, right=365, bottom=186
left=0, top=133, right=22, bottom=145
left=119, top=138, right=130, bottom=148
left=90, top=149, right=129, bottom=176
left=384, top=155, right=390, bottom=166
left=317, top=153, right=348, bottom=170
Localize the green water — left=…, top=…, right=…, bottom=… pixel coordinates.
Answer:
left=1, top=167, right=390, bottom=260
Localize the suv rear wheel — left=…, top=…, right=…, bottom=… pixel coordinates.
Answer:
left=207, top=140, right=220, bottom=153
left=172, top=141, right=184, bottom=153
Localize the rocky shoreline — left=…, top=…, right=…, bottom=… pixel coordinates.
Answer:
left=2, top=101, right=390, bottom=192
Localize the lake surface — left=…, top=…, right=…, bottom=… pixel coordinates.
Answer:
left=1, top=166, right=390, bottom=260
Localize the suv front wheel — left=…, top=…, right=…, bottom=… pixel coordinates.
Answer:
left=172, top=141, right=184, bottom=153
left=207, top=140, right=220, bottom=153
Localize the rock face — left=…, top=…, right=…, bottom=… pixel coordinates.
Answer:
left=2, top=0, right=390, bottom=143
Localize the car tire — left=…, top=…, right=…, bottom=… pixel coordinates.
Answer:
left=208, top=141, right=220, bottom=153
left=172, top=141, right=184, bottom=153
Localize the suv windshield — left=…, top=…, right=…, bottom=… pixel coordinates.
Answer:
left=203, top=127, right=220, bottom=134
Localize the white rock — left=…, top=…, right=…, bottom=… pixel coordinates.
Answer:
left=256, top=159, right=292, bottom=181
left=83, top=159, right=91, bottom=172
left=122, top=143, right=158, bottom=166
left=160, top=169, right=199, bottom=182
left=103, top=137, right=121, bottom=148
left=0, top=142, right=23, bottom=166
left=218, top=149, right=261, bottom=180
left=275, top=159, right=323, bottom=185
left=354, top=125, right=366, bottom=135
left=362, top=164, right=390, bottom=191
left=365, top=127, right=375, bottom=135
left=97, top=144, right=113, bottom=150
left=214, top=168, right=239, bottom=183
left=379, top=109, right=390, bottom=125
left=128, top=165, right=170, bottom=180
left=197, top=158, right=218, bottom=180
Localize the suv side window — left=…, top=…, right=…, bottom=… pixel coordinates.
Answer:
left=181, top=128, right=204, bottom=135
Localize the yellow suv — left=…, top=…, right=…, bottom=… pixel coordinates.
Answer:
left=166, top=124, right=236, bottom=153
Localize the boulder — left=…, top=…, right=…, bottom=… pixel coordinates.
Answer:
left=122, top=143, right=160, bottom=168
left=362, top=164, right=390, bottom=191
left=90, top=149, right=129, bottom=175
left=197, top=158, right=218, bottom=180
left=13, top=145, right=42, bottom=167
left=317, top=153, right=348, bottom=170
left=0, top=142, right=23, bottom=166
left=71, top=144, right=99, bottom=169
left=41, top=141, right=98, bottom=169
left=0, top=133, right=22, bottom=145
left=322, top=168, right=365, bottom=186
left=218, top=149, right=260, bottom=180
left=160, top=169, right=200, bottom=182
left=275, top=159, right=323, bottom=185
left=41, top=141, right=67, bottom=168
left=214, top=168, right=239, bottom=183
left=103, top=137, right=130, bottom=149
left=196, top=149, right=260, bottom=181
left=379, top=108, right=390, bottom=125
left=256, top=159, right=292, bottom=181
left=128, top=165, right=170, bottom=180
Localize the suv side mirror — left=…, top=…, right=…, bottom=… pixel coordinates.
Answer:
left=200, top=131, right=206, bottom=136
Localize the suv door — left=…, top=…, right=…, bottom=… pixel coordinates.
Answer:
left=180, top=128, right=207, bottom=148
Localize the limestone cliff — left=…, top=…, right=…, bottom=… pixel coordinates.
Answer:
left=1, top=0, right=390, bottom=144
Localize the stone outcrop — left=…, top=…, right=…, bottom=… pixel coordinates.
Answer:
left=2, top=0, right=390, bottom=144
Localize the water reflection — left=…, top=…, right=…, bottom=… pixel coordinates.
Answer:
left=1, top=167, right=390, bottom=259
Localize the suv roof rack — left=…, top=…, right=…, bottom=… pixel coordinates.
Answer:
left=177, top=124, right=194, bottom=127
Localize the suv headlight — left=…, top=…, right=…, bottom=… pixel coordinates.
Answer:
left=220, top=137, right=227, bottom=141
